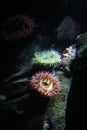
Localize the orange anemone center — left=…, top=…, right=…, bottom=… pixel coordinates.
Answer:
left=42, top=79, right=51, bottom=86
left=40, top=78, right=53, bottom=90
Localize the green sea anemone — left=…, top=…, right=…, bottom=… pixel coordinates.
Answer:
left=32, top=50, right=61, bottom=68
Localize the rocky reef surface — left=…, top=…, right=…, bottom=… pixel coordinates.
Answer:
left=43, top=71, right=72, bottom=130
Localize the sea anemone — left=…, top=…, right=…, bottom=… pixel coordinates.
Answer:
left=32, top=50, right=61, bottom=68
left=61, top=44, right=76, bottom=76
left=29, top=71, right=61, bottom=98
left=62, top=44, right=76, bottom=59
left=1, top=15, right=35, bottom=41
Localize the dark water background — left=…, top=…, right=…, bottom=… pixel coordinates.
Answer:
left=0, top=0, right=87, bottom=78
left=0, top=0, right=87, bottom=130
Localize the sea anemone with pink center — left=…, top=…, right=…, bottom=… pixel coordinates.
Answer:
left=29, top=71, right=61, bottom=98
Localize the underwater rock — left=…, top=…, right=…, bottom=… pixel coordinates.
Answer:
left=76, top=32, right=87, bottom=45
left=43, top=71, right=71, bottom=130
left=77, top=43, right=87, bottom=58
left=76, top=32, right=87, bottom=58
left=56, top=16, right=80, bottom=43
left=65, top=48, right=87, bottom=130
left=65, top=31, right=87, bottom=130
